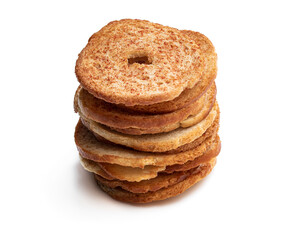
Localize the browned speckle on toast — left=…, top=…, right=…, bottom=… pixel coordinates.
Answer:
left=75, top=19, right=205, bottom=106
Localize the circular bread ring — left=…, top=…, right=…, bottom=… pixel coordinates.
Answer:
left=117, top=30, right=217, bottom=114
left=75, top=19, right=204, bottom=106
left=94, top=158, right=216, bottom=203
left=75, top=82, right=214, bottom=132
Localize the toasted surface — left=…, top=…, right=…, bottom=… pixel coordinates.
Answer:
left=75, top=19, right=204, bottom=106
left=74, top=119, right=219, bottom=168
left=95, top=158, right=216, bottom=203
left=75, top=82, right=213, bottom=132
left=119, top=30, right=217, bottom=113
left=182, top=30, right=217, bottom=89
left=78, top=102, right=218, bottom=152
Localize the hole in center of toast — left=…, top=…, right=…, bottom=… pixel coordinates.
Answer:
left=128, top=56, right=152, bottom=65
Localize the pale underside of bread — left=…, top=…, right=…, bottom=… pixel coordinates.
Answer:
left=80, top=135, right=220, bottom=182
left=80, top=156, right=166, bottom=182
left=163, top=113, right=219, bottom=154
left=75, top=19, right=205, bottom=106
left=77, top=102, right=218, bottom=152
left=95, top=158, right=216, bottom=203
left=74, top=118, right=219, bottom=168
left=91, top=111, right=219, bottom=156
left=77, top=112, right=219, bottom=159
left=75, top=82, right=214, bottom=131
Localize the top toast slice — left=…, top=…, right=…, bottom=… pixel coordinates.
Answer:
left=75, top=19, right=205, bottom=106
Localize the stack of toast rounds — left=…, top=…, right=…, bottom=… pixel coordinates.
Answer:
left=74, top=19, right=221, bottom=204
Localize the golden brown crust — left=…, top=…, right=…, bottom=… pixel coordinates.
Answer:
left=75, top=19, right=204, bottom=106
left=74, top=119, right=219, bottom=168
left=94, top=158, right=216, bottom=203
left=182, top=30, right=217, bottom=86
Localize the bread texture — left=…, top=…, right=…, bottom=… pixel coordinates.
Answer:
left=75, top=19, right=205, bottom=106
left=119, top=30, right=217, bottom=113
left=95, top=158, right=216, bottom=203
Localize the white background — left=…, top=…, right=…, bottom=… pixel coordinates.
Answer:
left=1, top=0, right=299, bottom=239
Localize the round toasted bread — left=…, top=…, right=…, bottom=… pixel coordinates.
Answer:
left=75, top=19, right=204, bottom=106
